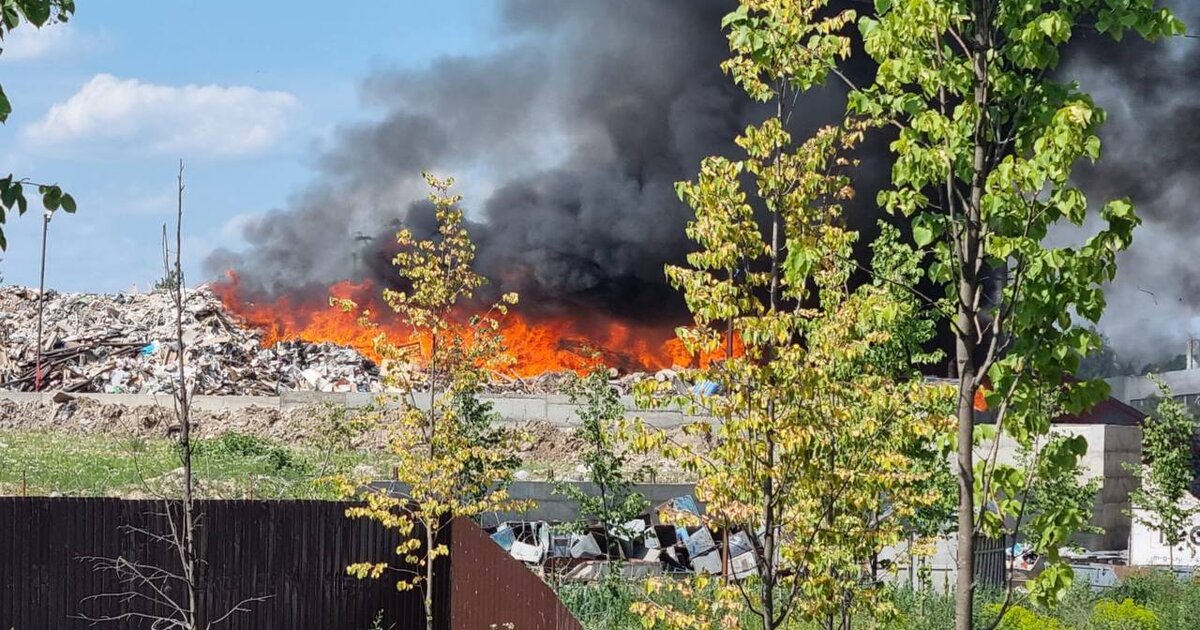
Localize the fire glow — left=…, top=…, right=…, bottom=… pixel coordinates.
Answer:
left=213, top=273, right=734, bottom=377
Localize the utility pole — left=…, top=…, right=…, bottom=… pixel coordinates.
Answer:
left=35, top=207, right=54, bottom=392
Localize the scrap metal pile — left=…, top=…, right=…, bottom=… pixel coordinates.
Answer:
left=489, top=495, right=759, bottom=582
left=0, top=286, right=382, bottom=395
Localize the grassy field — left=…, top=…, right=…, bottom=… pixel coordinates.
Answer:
left=0, top=429, right=381, bottom=499
left=557, top=571, right=1200, bottom=629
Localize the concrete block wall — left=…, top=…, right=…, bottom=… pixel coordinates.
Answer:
left=0, top=391, right=696, bottom=428
left=369, top=480, right=699, bottom=526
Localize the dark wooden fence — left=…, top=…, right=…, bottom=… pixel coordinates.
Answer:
left=0, top=497, right=582, bottom=630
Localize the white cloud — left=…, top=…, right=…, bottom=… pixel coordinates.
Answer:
left=0, top=23, right=87, bottom=62
left=23, top=74, right=299, bottom=157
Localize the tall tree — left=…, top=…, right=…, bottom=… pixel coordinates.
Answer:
left=714, top=1, right=1183, bottom=627
left=1127, top=379, right=1200, bottom=569
left=0, top=0, right=76, bottom=250
left=340, top=174, right=525, bottom=630
left=629, top=7, right=951, bottom=626
left=81, top=163, right=267, bottom=628
left=843, top=3, right=1184, bottom=627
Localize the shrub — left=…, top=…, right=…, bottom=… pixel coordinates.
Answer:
left=1110, top=571, right=1178, bottom=604
left=198, top=432, right=305, bottom=473
left=988, top=604, right=1065, bottom=630
left=1090, top=598, right=1159, bottom=630
left=201, top=432, right=269, bottom=458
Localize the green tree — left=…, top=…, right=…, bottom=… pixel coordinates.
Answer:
left=338, top=173, right=525, bottom=630
left=1, top=0, right=77, bottom=250
left=1126, top=380, right=1199, bottom=569
left=627, top=6, right=953, bottom=625
left=1021, top=435, right=1102, bottom=552
left=827, top=1, right=1185, bottom=626
left=553, top=367, right=648, bottom=557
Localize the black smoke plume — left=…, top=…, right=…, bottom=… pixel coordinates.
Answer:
left=205, top=0, right=873, bottom=322
left=1064, top=1, right=1200, bottom=362
left=208, top=0, right=1196, bottom=362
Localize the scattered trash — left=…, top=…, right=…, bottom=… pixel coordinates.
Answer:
left=655, top=494, right=701, bottom=525
left=569, top=532, right=604, bottom=559
left=486, top=493, right=763, bottom=582
left=729, top=550, right=757, bottom=580
left=491, top=526, right=517, bottom=552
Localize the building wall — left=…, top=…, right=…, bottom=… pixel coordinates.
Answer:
left=1106, top=369, right=1200, bottom=413
left=989, top=424, right=1141, bottom=551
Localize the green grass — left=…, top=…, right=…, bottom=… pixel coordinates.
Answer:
left=0, top=429, right=380, bottom=499
left=557, top=573, right=1200, bottom=629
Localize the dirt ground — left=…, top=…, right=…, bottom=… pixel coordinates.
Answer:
left=0, top=396, right=704, bottom=482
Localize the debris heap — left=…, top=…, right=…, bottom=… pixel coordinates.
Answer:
left=0, top=286, right=382, bottom=395
left=485, top=493, right=760, bottom=582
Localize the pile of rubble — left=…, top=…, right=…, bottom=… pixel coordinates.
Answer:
left=0, top=286, right=382, bottom=395
left=488, top=494, right=758, bottom=582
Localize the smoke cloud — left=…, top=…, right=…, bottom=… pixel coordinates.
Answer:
left=209, top=0, right=763, bottom=320
left=1065, top=0, right=1200, bottom=362
left=208, top=0, right=1197, bottom=362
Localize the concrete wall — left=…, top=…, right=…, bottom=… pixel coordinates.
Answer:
left=369, top=480, right=698, bottom=527
left=0, top=391, right=699, bottom=428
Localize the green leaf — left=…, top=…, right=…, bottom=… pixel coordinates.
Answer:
left=912, top=213, right=942, bottom=247
left=15, top=0, right=51, bottom=26
left=912, top=224, right=933, bottom=247
left=720, top=5, right=748, bottom=29
left=858, top=16, right=880, bottom=39
left=0, top=84, right=10, bottom=124
left=60, top=193, right=76, bottom=213
left=2, top=5, right=19, bottom=30
left=41, top=185, right=61, bottom=211
left=874, top=0, right=892, bottom=14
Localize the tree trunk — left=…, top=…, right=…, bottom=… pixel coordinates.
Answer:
left=954, top=361, right=977, bottom=630
left=173, top=161, right=199, bottom=630
left=956, top=3, right=991, bottom=629
left=760, top=433, right=777, bottom=630
left=429, top=331, right=438, bottom=459
left=425, top=525, right=435, bottom=630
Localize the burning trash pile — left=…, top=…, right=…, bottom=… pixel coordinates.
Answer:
left=0, top=285, right=681, bottom=397
left=488, top=494, right=759, bottom=582
left=0, top=286, right=382, bottom=395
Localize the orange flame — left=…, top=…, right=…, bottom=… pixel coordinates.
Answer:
left=974, top=386, right=989, bottom=412
left=212, top=273, right=735, bottom=377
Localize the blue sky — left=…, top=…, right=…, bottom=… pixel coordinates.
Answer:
left=0, top=0, right=504, bottom=291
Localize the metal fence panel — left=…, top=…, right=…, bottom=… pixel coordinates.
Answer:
left=0, top=498, right=427, bottom=630
left=449, top=516, right=584, bottom=630
left=0, top=498, right=582, bottom=629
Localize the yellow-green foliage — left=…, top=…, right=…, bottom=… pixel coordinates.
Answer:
left=990, top=604, right=1065, bottom=630
left=628, top=3, right=954, bottom=626
left=1090, top=598, right=1159, bottom=630
left=338, top=174, right=526, bottom=630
